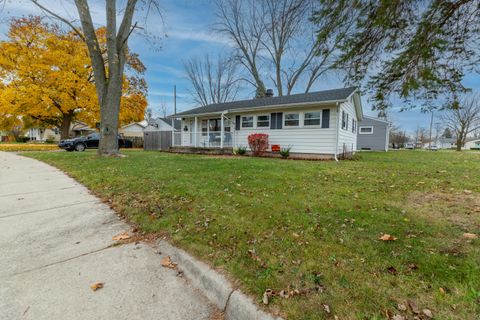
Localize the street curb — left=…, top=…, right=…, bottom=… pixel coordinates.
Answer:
left=157, top=241, right=282, bottom=320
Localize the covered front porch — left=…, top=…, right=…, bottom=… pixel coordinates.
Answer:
left=172, top=115, right=235, bottom=148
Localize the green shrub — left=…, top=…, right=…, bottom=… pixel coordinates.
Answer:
left=235, top=146, right=247, bottom=155
left=279, top=146, right=292, bottom=158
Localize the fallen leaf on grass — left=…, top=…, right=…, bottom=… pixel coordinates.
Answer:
left=408, top=263, right=418, bottom=270
left=387, top=266, right=397, bottom=275
left=262, top=289, right=273, bottom=305
left=463, top=232, right=478, bottom=239
left=464, top=189, right=473, bottom=195
left=161, top=256, right=177, bottom=269
left=397, top=303, right=407, bottom=311
left=407, top=299, right=419, bottom=314
left=248, top=249, right=268, bottom=268
left=323, top=304, right=331, bottom=314
left=112, top=232, right=131, bottom=241
left=392, top=315, right=405, bottom=320
left=90, top=282, right=104, bottom=291
left=379, top=234, right=397, bottom=241
left=422, top=309, right=433, bottom=318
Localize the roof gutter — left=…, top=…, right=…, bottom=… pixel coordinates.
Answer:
left=169, top=99, right=346, bottom=118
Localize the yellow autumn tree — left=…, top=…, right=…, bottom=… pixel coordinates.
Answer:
left=0, top=16, right=147, bottom=139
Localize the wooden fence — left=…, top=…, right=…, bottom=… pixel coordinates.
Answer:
left=143, top=131, right=172, bottom=150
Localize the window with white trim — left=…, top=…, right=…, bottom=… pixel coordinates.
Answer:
left=241, top=116, right=254, bottom=128
left=256, top=115, right=270, bottom=128
left=352, top=119, right=356, bottom=133
left=304, top=111, right=321, bottom=126
left=359, top=126, right=373, bottom=134
left=342, top=111, right=347, bottom=129
left=284, top=113, right=300, bottom=127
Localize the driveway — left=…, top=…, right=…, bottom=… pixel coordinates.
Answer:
left=0, top=151, right=214, bottom=320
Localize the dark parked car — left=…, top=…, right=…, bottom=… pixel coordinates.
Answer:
left=58, top=133, right=133, bottom=151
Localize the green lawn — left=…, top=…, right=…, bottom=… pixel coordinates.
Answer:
left=26, top=150, right=479, bottom=319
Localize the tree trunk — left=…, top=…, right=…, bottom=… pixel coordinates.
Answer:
left=456, top=137, right=463, bottom=151
left=59, top=113, right=73, bottom=140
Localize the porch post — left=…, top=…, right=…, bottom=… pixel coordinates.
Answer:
left=194, top=117, right=198, bottom=147
left=171, top=118, right=175, bottom=146
left=220, top=114, right=224, bottom=149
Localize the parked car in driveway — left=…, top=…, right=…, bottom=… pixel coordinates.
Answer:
left=58, top=133, right=133, bottom=151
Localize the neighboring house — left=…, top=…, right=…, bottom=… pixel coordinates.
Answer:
left=465, top=138, right=480, bottom=150
left=145, top=117, right=181, bottom=132
left=119, top=120, right=148, bottom=138
left=26, top=127, right=60, bottom=142
left=356, top=116, right=390, bottom=151
left=169, top=87, right=363, bottom=159
left=27, top=121, right=95, bottom=142
left=437, top=138, right=457, bottom=149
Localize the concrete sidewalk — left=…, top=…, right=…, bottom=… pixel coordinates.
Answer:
left=0, top=152, right=214, bottom=320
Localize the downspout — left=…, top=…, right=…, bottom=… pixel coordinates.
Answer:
left=334, top=102, right=340, bottom=162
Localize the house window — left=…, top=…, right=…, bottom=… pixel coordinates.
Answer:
left=342, top=111, right=347, bottom=129
left=256, top=115, right=270, bottom=128
left=241, top=116, right=254, bottom=128
left=359, top=126, right=373, bottom=134
left=352, top=119, right=356, bottom=133
left=304, top=112, right=321, bottom=126
left=284, top=113, right=300, bottom=127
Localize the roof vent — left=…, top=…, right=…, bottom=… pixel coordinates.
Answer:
left=265, top=89, right=274, bottom=97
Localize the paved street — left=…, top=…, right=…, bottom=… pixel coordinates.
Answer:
left=0, top=151, right=214, bottom=320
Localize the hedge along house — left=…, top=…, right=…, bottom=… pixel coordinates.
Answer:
left=169, top=87, right=363, bottom=159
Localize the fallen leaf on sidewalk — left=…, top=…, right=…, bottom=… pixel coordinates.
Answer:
left=112, top=232, right=131, bottom=241
left=379, top=234, right=397, bottom=241
left=90, top=282, right=104, bottom=291
left=161, top=256, right=177, bottom=269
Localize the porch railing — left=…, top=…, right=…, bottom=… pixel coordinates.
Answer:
left=172, top=131, right=234, bottom=148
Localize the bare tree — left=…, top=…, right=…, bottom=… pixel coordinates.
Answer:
left=184, top=55, right=241, bottom=107
left=29, top=0, right=159, bottom=156
left=159, top=102, right=168, bottom=118
left=389, top=125, right=408, bottom=149
left=214, top=0, right=340, bottom=97
left=442, top=94, right=480, bottom=151
left=215, top=0, right=266, bottom=97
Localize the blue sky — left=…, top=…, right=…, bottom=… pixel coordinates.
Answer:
left=1, top=0, right=479, bottom=135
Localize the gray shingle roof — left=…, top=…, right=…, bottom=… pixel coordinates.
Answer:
left=171, top=87, right=357, bottom=117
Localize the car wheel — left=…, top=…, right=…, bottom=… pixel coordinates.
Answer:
left=74, top=143, right=86, bottom=152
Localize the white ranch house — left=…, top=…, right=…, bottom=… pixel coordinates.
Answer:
left=169, top=87, right=363, bottom=159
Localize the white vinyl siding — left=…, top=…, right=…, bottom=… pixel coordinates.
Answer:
left=230, top=106, right=338, bottom=154
left=337, top=99, right=358, bottom=153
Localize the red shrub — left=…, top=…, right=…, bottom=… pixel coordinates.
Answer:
left=248, top=133, right=269, bottom=156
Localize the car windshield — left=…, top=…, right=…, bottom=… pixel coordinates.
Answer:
left=87, top=133, right=100, bottom=139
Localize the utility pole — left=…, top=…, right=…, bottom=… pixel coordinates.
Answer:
left=428, top=111, right=434, bottom=149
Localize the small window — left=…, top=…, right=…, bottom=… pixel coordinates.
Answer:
left=256, top=115, right=270, bottom=128
left=284, top=113, right=299, bottom=127
left=352, top=119, right=356, bottom=133
left=304, top=112, right=321, bottom=126
left=342, top=111, right=347, bottom=129
left=241, top=116, right=254, bottom=128
left=359, top=126, right=373, bottom=134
